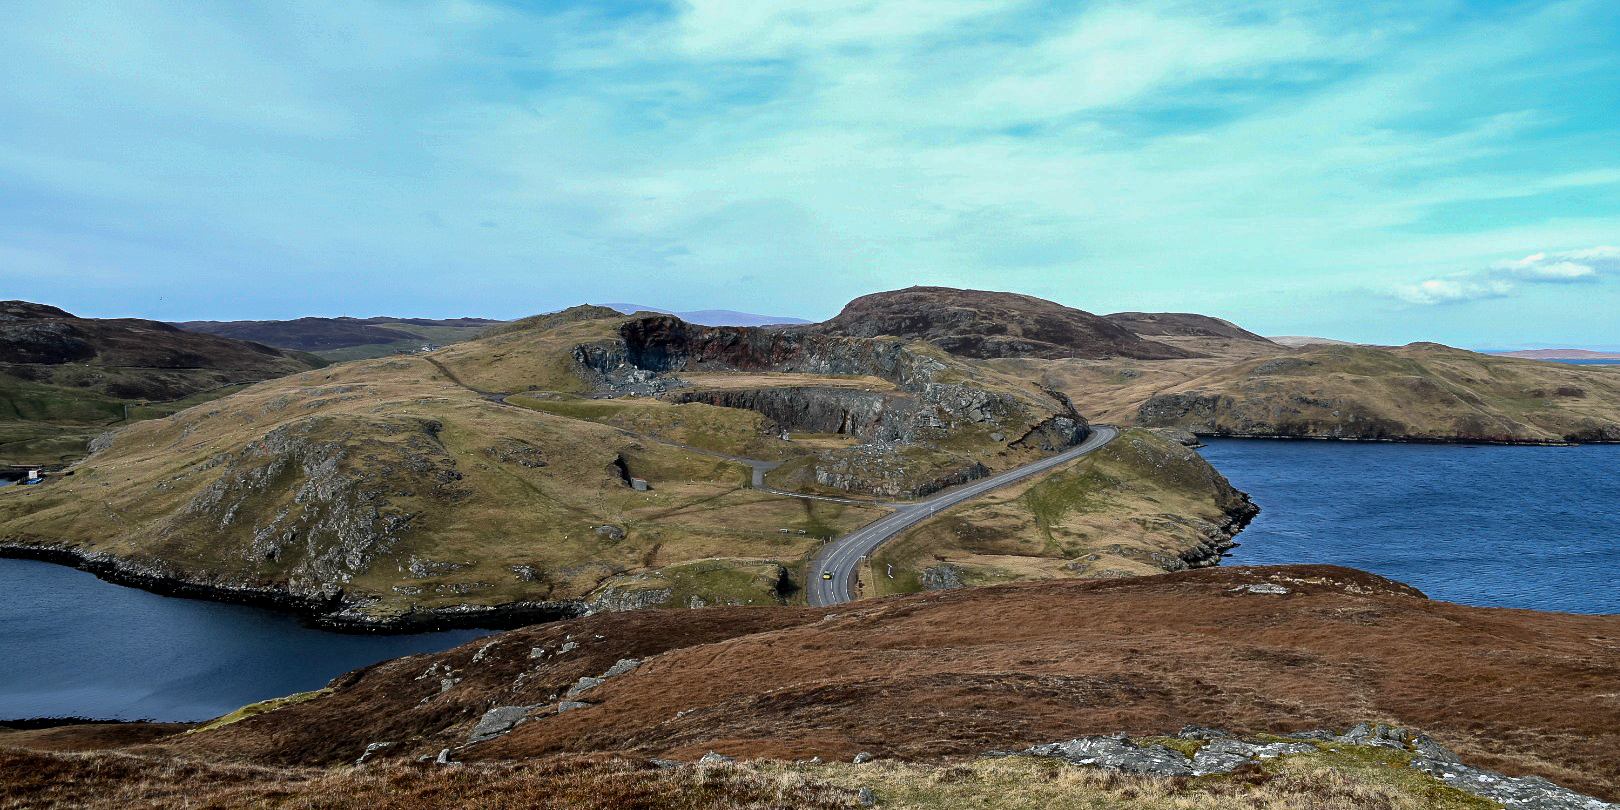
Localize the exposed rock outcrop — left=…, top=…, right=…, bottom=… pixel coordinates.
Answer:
left=997, top=725, right=1616, bottom=809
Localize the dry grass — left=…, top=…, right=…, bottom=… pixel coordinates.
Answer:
left=0, top=745, right=1508, bottom=810
left=0, top=749, right=862, bottom=810
left=780, top=754, right=1493, bottom=810
left=869, top=429, right=1250, bottom=594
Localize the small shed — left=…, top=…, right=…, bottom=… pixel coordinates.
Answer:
left=630, top=477, right=649, bottom=491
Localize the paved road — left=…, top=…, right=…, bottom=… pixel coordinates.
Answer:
left=806, top=426, right=1120, bottom=607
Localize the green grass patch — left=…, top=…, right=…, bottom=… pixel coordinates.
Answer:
left=188, top=689, right=333, bottom=734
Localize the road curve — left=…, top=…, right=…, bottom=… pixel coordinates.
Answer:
left=806, top=426, right=1120, bottom=607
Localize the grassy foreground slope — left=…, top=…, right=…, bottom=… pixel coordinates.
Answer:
left=8, top=565, right=1611, bottom=808
left=0, top=307, right=1255, bottom=626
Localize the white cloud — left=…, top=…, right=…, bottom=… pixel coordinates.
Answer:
left=1393, top=277, right=1514, bottom=305
left=1495, top=246, right=1618, bottom=281
left=1393, top=244, right=1618, bottom=305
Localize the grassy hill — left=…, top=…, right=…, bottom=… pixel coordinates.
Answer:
left=0, top=307, right=1252, bottom=628
left=0, top=302, right=326, bottom=467
left=1024, top=341, right=1620, bottom=444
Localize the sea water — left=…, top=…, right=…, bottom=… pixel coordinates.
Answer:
left=0, top=506, right=487, bottom=721
left=1198, top=439, right=1618, bottom=614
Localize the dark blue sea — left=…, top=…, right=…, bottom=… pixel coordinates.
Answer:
left=0, top=495, right=486, bottom=721
left=1198, top=439, right=1619, bottom=614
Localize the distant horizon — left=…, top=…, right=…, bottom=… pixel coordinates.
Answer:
left=14, top=290, right=1617, bottom=354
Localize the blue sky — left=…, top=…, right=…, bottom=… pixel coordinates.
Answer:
left=1, top=0, right=1617, bottom=347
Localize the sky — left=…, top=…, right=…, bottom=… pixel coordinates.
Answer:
left=1, top=0, right=1617, bottom=347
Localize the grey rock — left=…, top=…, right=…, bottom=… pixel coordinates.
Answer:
left=1230, top=583, right=1290, bottom=595
left=1340, top=722, right=1407, bottom=749
left=700, top=751, right=736, bottom=764
left=468, top=705, right=537, bottom=744
left=354, top=741, right=395, bottom=766
left=1408, top=732, right=1462, bottom=764
left=603, top=658, right=641, bottom=678
left=556, top=701, right=591, bottom=713
left=559, top=641, right=579, bottom=654
left=565, top=676, right=605, bottom=699
left=1409, top=757, right=1615, bottom=810
left=853, top=751, right=875, bottom=764
left=1008, top=725, right=1615, bottom=810
left=1024, top=736, right=1195, bottom=776
left=434, top=748, right=456, bottom=766
left=858, top=786, right=878, bottom=806
left=920, top=563, right=966, bottom=591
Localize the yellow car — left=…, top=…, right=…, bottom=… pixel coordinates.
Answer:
left=821, top=572, right=833, bottom=580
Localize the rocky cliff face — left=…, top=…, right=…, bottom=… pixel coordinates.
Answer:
left=575, top=315, right=1093, bottom=498
left=808, top=287, right=1200, bottom=360
left=574, top=315, right=951, bottom=387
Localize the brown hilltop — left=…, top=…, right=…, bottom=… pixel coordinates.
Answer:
left=0, top=301, right=321, bottom=371
left=133, top=565, right=1620, bottom=801
left=1104, top=311, right=1273, bottom=343
left=811, top=287, right=1200, bottom=360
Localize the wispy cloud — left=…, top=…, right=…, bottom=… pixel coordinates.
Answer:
left=1394, top=245, right=1620, bottom=304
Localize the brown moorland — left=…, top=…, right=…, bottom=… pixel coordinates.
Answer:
left=72, top=564, right=1615, bottom=802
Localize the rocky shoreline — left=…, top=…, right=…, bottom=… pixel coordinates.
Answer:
left=0, top=542, right=585, bottom=634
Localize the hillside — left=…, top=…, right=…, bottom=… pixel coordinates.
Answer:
left=0, top=301, right=327, bottom=466
left=1001, top=339, right=1620, bottom=444
left=174, top=316, right=502, bottom=361
left=0, top=307, right=1248, bottom=628
left=1103, top=311, right=1273, bottom=343
left=7, top=565, right=1614, bottom=808
left=810, top=287, right=1199, bottom=360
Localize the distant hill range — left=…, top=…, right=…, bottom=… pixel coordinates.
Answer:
left=600, top=303, right=812, bottom=327
left=1491, top=348, right=1620, bottom=360
left=0, top=301, right=326, bottom=465
left=172, top=316, right=505, bottom=361
left=1266, top=335, right=1364, bottom=347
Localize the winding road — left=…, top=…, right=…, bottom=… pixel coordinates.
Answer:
left=806, top=426, right=1120, bottom=607
left=419, top=358, right=1121, bottom=608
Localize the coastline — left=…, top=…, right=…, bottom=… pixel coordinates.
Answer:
left=1185, top=430, right=1615, bottom=447
left=0, top=542, right=585, bottom=634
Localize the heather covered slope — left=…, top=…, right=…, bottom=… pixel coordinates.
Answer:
left=0, top=301, right=326, bottom=465
left=1103, top=311, right=1274, bottom=343
left=0, top=307, right=1243, bottom=626
left=810, top=287, right=1199, bottom=360
left=107, top=565, right=1620, bottom=802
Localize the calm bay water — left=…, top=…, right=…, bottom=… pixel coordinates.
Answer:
left=1198, top=439, right=1619, bottom=614
left=0, top=501, right=487, bottom=721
